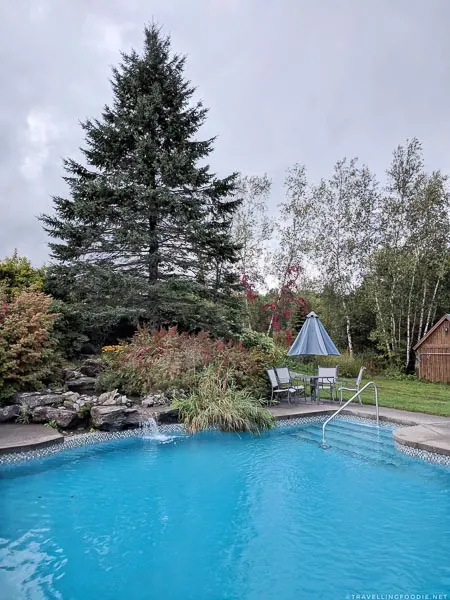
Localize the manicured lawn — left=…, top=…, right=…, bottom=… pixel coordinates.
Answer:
left=340, top=376, right=450, bottom=416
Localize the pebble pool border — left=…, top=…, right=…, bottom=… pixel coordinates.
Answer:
left=0, top=416, right=449, bottom=467
left=394, top=441, right=450, bottom=466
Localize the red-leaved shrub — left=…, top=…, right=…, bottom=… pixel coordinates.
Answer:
left=99, top=326, right=271, bottom=399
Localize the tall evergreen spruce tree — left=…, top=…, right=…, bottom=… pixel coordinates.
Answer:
left=41, top=25, right=243, bottom=345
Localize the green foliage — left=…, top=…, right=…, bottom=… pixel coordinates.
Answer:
left=49, top=299, right=91, bottom=357
left=96, top=369, right=127, bottom=394
left=318, top=353, right=365, bottom=379
left=381, top=367, right=418, bottom=381
left=363, top=141, right=450, bottom=368
left=0, top=251, right=45, bottom=301
left=41, top=24, right=242, bottom=346
left=317, top=351, right=383, bottom=378
left=240, top=329, right=275, bottom=353
left=17, top=403, right=31, bottom=424
left=45, top=420, right=58, bottom=429
left=173, top=365, right=274, bottom=433
left=78, top=403, right=92, bottom=419
left=150, top=280, right=244, bottom=339
left=0, top=289, right=59, bottom=400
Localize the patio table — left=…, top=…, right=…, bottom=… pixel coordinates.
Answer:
left=290, top=372, right=321, bottom=403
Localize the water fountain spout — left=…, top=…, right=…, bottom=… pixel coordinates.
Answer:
left=140, top=416, right=170, bottom=442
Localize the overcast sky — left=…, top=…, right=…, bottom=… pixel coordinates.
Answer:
left=1, top=0, right=450, bottom=264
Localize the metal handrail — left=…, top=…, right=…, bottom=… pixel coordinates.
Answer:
left=321, top=381, right=379, bottom=446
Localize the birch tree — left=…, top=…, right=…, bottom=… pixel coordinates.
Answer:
left=268, top=164, right=314, bottom=334
left=367, top=139, right=450, bottom=367
left=309, top=158, right=380, bottom=355
left=231, top=174, right=273, bottom=287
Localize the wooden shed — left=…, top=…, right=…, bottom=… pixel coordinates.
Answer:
left=413, top=314, right=450, bottom=383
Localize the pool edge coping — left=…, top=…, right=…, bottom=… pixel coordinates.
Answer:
left=1, top=414, right=450, bottom=468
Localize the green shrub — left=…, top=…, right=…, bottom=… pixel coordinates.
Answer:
left=173, top=365, right=274, bottom=433
left=382, top=367, right=418, bottom=381
left=17, top=403, right=31, bottom=424
left=95, top=368, right=129, bottom=394
left=0, top=290, right=59, bottom=400
left=50, top=299, right=90, bottom=358
left=78, top=403, right=92, bottom=419
left=240, top=329, right=275, bottom=353
left=0, top=251, right=45, bottom=301
left=318, top=352, right=382, bottom=378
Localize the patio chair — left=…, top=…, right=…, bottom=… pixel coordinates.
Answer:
left=275, top=367, right=306, bottom=403
left=337, top=366, right=366, bottom=405
left=317, top=366, right=338, bottom=402
left=266, top=368, right=295, bottom=404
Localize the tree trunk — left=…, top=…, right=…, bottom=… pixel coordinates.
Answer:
left=374, top=289, right=391, bottom=358
left=411, top=309, right=417, bottom=348
left=214, top=260, right=221, bottom=297
left=245, top=296, right=253, bottom=330
left=389, top=274, right=397, bottom=354
left=342, top=299, right=353, bottom=357
left=416, top=279, right=427, bottom=342
left=148, top=180, right=159, bottom=283
left=405, top=268, right=416, bottom=369
left=424, top=278, right=440, bottom=334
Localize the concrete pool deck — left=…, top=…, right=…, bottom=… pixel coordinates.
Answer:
left=0, top=424, right=63, bottom=455
left=393, top=422, right=450, bottom=456
left=0, top=403, right=449, bottom=457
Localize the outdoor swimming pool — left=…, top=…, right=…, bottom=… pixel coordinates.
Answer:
left=1, top=418, right=449, bottom=600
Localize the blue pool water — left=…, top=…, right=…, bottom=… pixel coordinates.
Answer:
left=1, top=419, right=449, bottom=600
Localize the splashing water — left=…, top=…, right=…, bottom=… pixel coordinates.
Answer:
left=140, top=417, right=171, bottom=442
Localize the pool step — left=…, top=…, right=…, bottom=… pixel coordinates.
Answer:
left=309, top=421, right=393, bottom=447
left=295, top=427, right=398, bottom=460
left=293, top=419, right=402, bottom=467
left=298, top=430, right=399, bottom=463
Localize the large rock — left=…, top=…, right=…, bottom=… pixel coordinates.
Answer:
left=79, top=358, right=105, bottom=378
left=32, top=406, right=58, bottom=423
left=0, top=404, right=20, bottom=423
left=66, top=376, right=97, bottom=395
left=56, top=409, right=79, bottom=429
left=75, top=394, right=98, bottom=408
left=15, top=392, right=64, bottom=410
left=90, top=406, right=158, bottom=430
left=91, top=406, right=128, bottom=430
left=31, top=406, right=79, bottom=429
left=155, top=406, right=179, bottom=424
left=124, top=407, right=157, bottom=427
left=141, top=393, right=168, bottom=408
left=62, top=391, right=80, bottom=402
left=98, top=390, right=120, bottom=405
left=63, top=367, right=83, bottom=381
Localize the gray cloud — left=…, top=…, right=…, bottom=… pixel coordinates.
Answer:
left=1, top=0, right=450, bottom=264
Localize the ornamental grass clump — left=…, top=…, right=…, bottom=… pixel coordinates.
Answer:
left=173, top=365, right=274, bottom=434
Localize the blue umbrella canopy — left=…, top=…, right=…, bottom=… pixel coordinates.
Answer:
left=288, top=311, right=341, bottom=356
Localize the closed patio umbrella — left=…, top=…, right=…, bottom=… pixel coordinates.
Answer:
left=288, top=311, right=340, bottom=357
